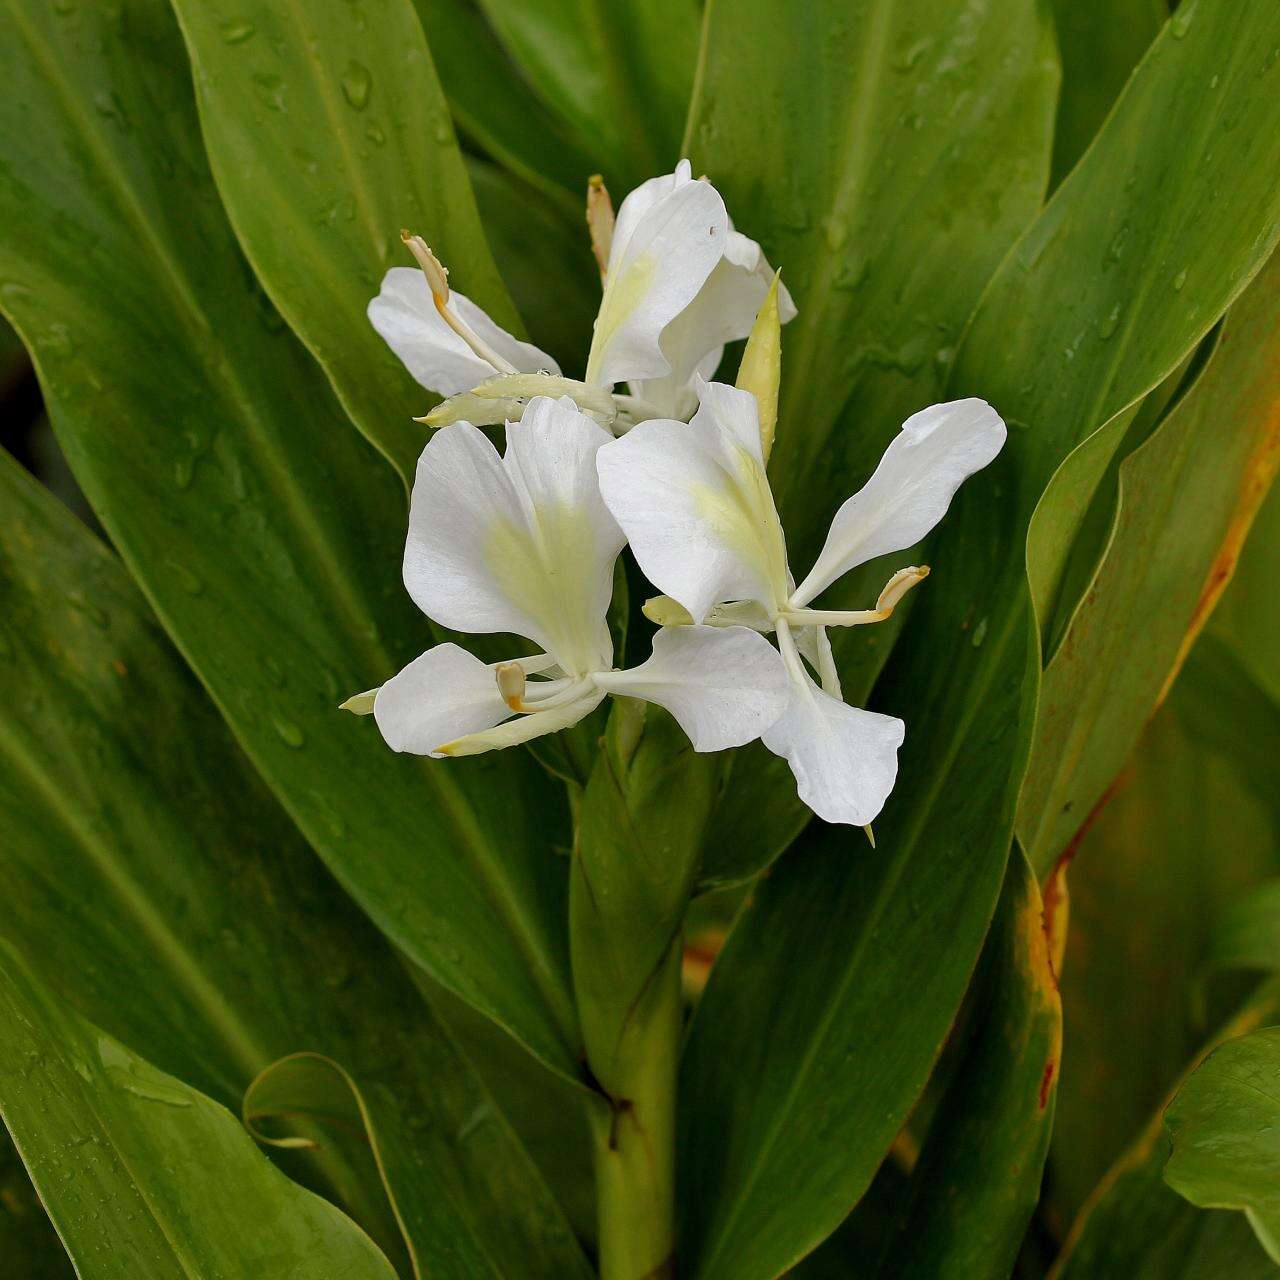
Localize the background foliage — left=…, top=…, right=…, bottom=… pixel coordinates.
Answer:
left=1, top=0, right=1278, bottom=1276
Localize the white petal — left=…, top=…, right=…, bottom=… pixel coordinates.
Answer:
left=403, top=401, right=621, bottom=672
left=373, top=643, right=512, bottom=757
left=792, top=399, right=1007, bottom=607
left=586, top=170, right=728, bottom=389
left=368, top=268, right=558, bottom=398
left=501, top=396, right=625, bottom=673
left=594, top=625, right=791, bottom=752
left=633, top=229, right=797, bottom=412
left=596, top=380, right=790, bottom=622
left=762, top=674, right=904, bottom=826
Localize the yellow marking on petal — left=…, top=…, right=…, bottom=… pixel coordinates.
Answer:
left=585, top=251, right=657, bottom=385
left=483, top=502, right=604, bottom=675
left=691, top=440, right=790, bottom=611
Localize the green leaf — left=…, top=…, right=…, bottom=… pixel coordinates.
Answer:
left=1164, top=1027, right=1280, bottom=1264
left=871, top=849, right=1062, bottom=1280
left=1210, top=483, right=1280, bottom=707
left=1018, top=245, right=1280, bottom=876
left=168, top=0, right=519, bottom=480
left=682, top=0, right=1059, bottom=894
left=476, top=0, right=699, bottom=190
left=0, top=1130, right=74, bottom=1280
left=467, top=158, right=600, bottom=374
left=1048, top=660, right=1280, bottom=1220
left=0, top=0, right=580, bottom=1081
left=680, top=6, right=1280, bottom=1277
left=685, top=0, right=1058, bottom=572
left=244, top=1052, right=593, bottom=1280
left=1049, top=0, right=1165, bottom=185
left=1054, top=985, right=1280, bottom=1280
left=0, top=940, right=398, bottom=1280
left=413, top=0, right=593, bottom=212
left=0, top=448, right=591, bottom=1275
left=1202, top=881, right=1280, bottom=994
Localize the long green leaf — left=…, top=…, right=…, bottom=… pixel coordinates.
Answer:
left=0, top=1130, right=73, bottom=1279
left=414, top=0, right=593, bottom=212
left=1053, top=985, right=1280, bottom=1280
left=0, top=940, right=398, bottom=1280
left=685, top=0, right=1058, bottom=571
left=1018, top=245, right=1280, bottom=875
left=1048, top=664, right=1280, bottom=1221
left=1164, top=1028, right=1280, bottom=1264
left=0, top=448, right=591, bottom=1277
left=168, top=0, right=519, bottom=479
left=1049, top=0, right=1165, bottom=184
left=872, top=849, right=1062, bottom=1280
left=1210, top=484, right=1280, bottom=706
left=679, top=5, right=1280, bottom=1277
left=0, top=0, right=580, bottom=1081
left=679, top=0, right=1059, bottom=890
left=476, top=0, right=698, bottom=190
left=244, top=1051, right=592, bottom=1280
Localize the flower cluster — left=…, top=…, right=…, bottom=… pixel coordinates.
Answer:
left=346, top=164, right=1006, bottom=828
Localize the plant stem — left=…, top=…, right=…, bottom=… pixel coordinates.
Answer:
left=587, top=939, right=682, bottom=1280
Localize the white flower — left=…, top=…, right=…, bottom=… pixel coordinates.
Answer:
left=367, top=162, right=795, bottom=434
left=596, top=380, right=1007, bottom=826
left=343, top=395, right=792, bottom=758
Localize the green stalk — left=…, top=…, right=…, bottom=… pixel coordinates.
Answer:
left=586, top=939, right=681, bottom=1280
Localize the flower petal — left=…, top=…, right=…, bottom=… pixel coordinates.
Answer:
left=373, top=643, right=512, bottom=756
left=368, top=268, right=558, bottom=398
left=596, top=380, right=790, bottom=622
left=792, top=398, right=1007, bottom=607
left=586, top=165, right=728, bottom=389
left=594, top=625, right=790, bottom=752
left=762, top=673, right=904, bottom=826
left=501, top=397, right=625, bottom=672
left=633, top=229, right=797, bottom=415
left=404, top=400, right=622, bottom=673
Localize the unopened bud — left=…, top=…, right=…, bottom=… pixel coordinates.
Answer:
left=586, top=174, right=614, bottom=282
left=737, top=272, right=783, bottom=463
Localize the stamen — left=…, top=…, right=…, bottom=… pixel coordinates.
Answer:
left=400, top=230, right=519, bottom=376
left=876, top=565, right=930, bottom=613
left=495, top=661, right=526, bottom=711
left=814, top=625, right=842, bottom=699
left=586, top=174, right=614, bottom=282
left=783, top=566, right=931, bottom=629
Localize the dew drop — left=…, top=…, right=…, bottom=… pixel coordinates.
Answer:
left=272, top=716, right=306, bottom=749
left=1097, top=303, right=1121, bottom=340
left=168, top=561, right=204, bottom=596
left=341, top=61, right=372, bottom=110
left=971, top=617, right=989, bottom=648
left=1170, top=8, right=1193, bottom=39
left=1172, top=268, right=1188, bottom=292
left=364, top=122, right=386, bottom=145
left=220, top=19, right=255, bottom=43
